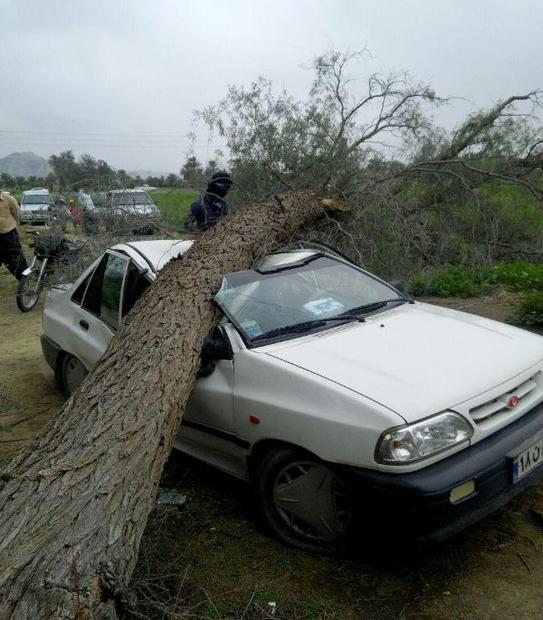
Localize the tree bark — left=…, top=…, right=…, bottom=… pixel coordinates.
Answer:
left=0, top=191, right=344, bottom=619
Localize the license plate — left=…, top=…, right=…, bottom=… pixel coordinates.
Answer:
left=512, top=436, right=543, bottom=483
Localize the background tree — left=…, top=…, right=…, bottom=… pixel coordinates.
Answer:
left=180, top=154, right=204, bottom=188
left=48, top=150, right=79, bottom=188
left=199, top=50, right=543, bottom=276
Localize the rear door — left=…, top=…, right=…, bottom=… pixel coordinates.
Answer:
left=73, top=250, right=131, bottom=367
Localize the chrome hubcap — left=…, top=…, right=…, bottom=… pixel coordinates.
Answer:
left=65, top=358, right=87, bottom=395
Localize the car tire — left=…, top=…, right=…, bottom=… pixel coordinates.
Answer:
left=254, top=447, right=353, bottom=554
left=61, top=354, right=88, bottom=397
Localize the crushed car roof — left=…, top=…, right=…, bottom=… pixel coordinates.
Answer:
left=113, top=239, right=194, bottom=271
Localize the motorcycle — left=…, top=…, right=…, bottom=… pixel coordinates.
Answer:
left=16, top=232, right=83, bottom=312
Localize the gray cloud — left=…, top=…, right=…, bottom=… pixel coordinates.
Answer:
left=1, top=0, right=542, bottom=172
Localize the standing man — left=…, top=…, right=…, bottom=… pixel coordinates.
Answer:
left=0, top=190, right=28, bottom=280
left=184, top=171, right=233, bottom=232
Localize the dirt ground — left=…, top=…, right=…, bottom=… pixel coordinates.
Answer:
left=1, top=280, right=543, bottom=618
left=0, top=288, right=63, bottom=467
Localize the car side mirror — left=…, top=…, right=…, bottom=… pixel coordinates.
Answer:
left=198, top=326, right=233, bottom=377
left=389, top=280, right=406, bottom=294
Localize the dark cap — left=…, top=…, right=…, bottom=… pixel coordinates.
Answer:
left=207, top=171, right=232, bottom=198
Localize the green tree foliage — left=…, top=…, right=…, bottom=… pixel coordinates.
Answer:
left=200, top=50, right=442, bottom=199
left=48, top=150, right=117, bottom=190
left=180, top=155, right=225, bottom=189
left=48, top=150, right=78, bottom=188
left=180, top=155, right=204, bottom=188
left=198, top=50, right=542, bottom=278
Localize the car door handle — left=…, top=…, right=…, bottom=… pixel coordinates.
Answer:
left=79, top=319, right=89, bottom=330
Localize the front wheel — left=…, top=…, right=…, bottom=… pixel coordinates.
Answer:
left=16, top=269, right=43, bottom=312
left=254, top=447, right=353, bottom=553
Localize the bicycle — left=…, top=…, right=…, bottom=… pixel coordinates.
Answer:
left=16, top=232, right=83, bottom=312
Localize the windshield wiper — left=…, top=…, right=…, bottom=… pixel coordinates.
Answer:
left=341, top=298, right=409, bottom=317
left=252, top=314, right=365, bottom=342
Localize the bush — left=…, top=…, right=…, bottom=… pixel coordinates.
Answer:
left=515, top=292, right=543, bottom=326
left=409, top=266, right=484, bottom=298
left=430, top=267, right=484, bottom=297
left=410, top=261, right=543, bottom=299
left=407, top=275, right=430, bottom=297
left=488, top=262, right=543, bottom=293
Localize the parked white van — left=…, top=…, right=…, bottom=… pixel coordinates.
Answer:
left=20, top=187, right=52, bottom=225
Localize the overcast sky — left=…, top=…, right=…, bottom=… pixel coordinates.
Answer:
left=1, top=0, right=542, bottom=173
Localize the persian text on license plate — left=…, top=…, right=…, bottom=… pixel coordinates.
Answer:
left=512, top=436, right=543, bottom=483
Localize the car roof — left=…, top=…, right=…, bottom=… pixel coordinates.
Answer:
left=110, top=241, right=325, bottom=275
left=112, top=239, right=194, bottom=271
left=23, top=187, right=50, bottom=195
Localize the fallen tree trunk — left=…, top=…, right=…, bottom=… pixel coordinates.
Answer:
left=0, top=191, right=345, bottom=619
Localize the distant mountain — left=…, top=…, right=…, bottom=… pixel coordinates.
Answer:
left=0, top=152, right=51, bottom=177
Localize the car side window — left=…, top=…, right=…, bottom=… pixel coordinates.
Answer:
left=122, top=262, right=151, bottom=316
left=81, top=257, right=107, bottom=316
left=81, top=252, right=129, bottom=330
left=100, top=255, right=129, bottom=330
left=71, top=271, right=92, bottom=304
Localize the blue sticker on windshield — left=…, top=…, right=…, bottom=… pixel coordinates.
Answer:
left=304, top=298, right=345, bottom=317
left=241, top=320, right=263, bottom=338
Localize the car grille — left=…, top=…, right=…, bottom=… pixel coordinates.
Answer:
left=469, top=372, right=542, bottom=428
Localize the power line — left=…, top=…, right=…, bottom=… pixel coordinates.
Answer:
left=0, top=129, right=201, bottom=139
left=0, top=141, right=224, bottom=150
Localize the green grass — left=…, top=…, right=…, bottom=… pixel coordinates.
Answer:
left=152, top=188, right=198, bottom=227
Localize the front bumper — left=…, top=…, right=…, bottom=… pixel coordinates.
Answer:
left=21, top=213, right=49, bottom=225
left=340, top=402, right=543, bottom=543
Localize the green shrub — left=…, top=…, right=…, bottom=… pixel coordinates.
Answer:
left=488, top=262, right=543, bottom=293
left=410, top=266, right=484, bottom=298
left=430, top=267, right=483, bottom=297
left=410, top=261, right=543, bottom=299
left=407, top=275, right=430, bottom=296
left=515, top=292, right=543, bottom=326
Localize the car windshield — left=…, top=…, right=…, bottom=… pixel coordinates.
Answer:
left=216, top=254, right=405, bottom=345
left=111, top=191, right=152, bottom=207
left=22, top=194, right=51, bottom=205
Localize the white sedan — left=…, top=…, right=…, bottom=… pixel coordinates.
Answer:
left=41, top=240, right=543, bottom=552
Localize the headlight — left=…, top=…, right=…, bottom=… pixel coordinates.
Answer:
left=376, top=412, right=473, bottom=465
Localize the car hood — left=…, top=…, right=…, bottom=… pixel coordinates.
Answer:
left=265, top=303, right=543, bottom=422
left=22, top=204, right=49, bottom=211
left=112, top=204, right=157, bottom=215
